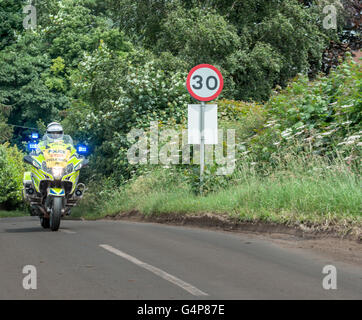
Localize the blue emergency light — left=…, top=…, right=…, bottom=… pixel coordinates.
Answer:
left=28, top=142, right=38, bottom=151
left=77, top=145, right=88, bottom=155
left=31, top=132, right=39, bottom=140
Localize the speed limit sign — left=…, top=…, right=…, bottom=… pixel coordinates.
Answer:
left=186, top=64, right=223, bottom=101
left=186, top=64, right=223, bottom=194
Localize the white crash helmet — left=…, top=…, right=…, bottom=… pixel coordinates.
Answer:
left=46, top=122, right=64, bottom=140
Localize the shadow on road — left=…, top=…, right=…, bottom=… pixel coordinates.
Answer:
left=4, top=227, right=45, bottom=233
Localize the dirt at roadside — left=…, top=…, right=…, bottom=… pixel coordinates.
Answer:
left=263, top=233, right=362, bottom=267
left=104, top=211, right=362, bottom=267
left=352, top=50, right=361, bottom=63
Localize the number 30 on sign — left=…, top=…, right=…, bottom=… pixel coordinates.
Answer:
left=186, top=64, right=224, bottom=102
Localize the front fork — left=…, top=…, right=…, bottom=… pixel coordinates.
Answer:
left=46, top=189, right=66, bottom=217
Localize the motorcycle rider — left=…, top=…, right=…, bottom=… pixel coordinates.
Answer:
left=40, top=122, right=73, bottom=146
left=24, top=122, right=87, bottom=228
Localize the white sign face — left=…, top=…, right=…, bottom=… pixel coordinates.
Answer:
left=186, top=64, right=224, bottom=102
left=188, top=104, right=218, bottom=145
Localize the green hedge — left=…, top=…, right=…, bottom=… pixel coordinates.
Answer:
left=0, top=143, right=24, bottom=209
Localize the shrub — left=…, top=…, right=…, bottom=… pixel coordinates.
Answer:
left=243, top=55, right=361, bottom=167
left=0, top=143, right=25, bottom=209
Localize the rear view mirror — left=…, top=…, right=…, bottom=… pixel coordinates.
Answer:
left=23, top=155, right=41, bottom=169
left=82, top=159, right=89, bottom=168
left=75, top=158, right=89, bottom=171
left=23, top=155, right=34, bottom=165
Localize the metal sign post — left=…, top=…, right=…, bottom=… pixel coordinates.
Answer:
left=200, top=102, right=205, bottom=193
left=186, top=64, right=223, bottom=194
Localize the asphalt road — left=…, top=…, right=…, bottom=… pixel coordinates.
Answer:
left=0, top=217, right=361, bottom=300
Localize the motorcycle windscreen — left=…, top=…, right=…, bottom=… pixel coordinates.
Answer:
left=43, top=144, right=71, bottom=169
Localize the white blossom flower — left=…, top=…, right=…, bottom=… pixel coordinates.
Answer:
left=293, top=131, right=304, bottom=137
left=346, top=135, right=360, bottom=141
left=321, top=130, right=335, bottom=136
left=281, top=128, right=292, bottom=138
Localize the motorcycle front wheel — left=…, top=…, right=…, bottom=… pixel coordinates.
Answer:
left=50, top=197, right=62, bottom=231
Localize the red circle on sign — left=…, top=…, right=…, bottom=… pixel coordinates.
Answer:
left=186, top=64, right=224, bottom=102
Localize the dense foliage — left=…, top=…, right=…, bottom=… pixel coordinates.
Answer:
left=0, top=0, right=360, bottom=208
left=1, top=0, right=345, bottom=141
left=249, top=55, right=361, bottom=168
left=117, top=0, right=332, bottom=101
left=0, top=143, right=24, bottom=209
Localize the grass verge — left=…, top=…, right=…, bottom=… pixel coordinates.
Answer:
left=0, top=210, right=26, bottom=218
left=72, top=156, right=361, bottom=238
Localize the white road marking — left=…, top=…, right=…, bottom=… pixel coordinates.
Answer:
left=60, top=229, right=76, bottom=234
left=100, top=244, right=208, bottom=297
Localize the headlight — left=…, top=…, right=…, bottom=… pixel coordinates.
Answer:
left=51, top=167, right=64, bottom=180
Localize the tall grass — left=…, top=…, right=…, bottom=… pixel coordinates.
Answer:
left=74, top=153, right=361, bottom=227
left=0, top=210, right=26, bottom=218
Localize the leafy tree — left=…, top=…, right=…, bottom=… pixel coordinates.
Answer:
left=0, top=32, right=70, bottom=145
left=0, top=0, right=24, bottom=50
left=156, top=7, right=240, bottom=67
left=117, top=0, right=334, bottom=101
left=0, top=104, right=13, bottom=143
left=64, top=44, right=190, bottom=178
left=39, top=0, right=130, bottom=67
left=117, top=0, right=175, bottom=46
left=226, top=43, right=283, bottom=101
